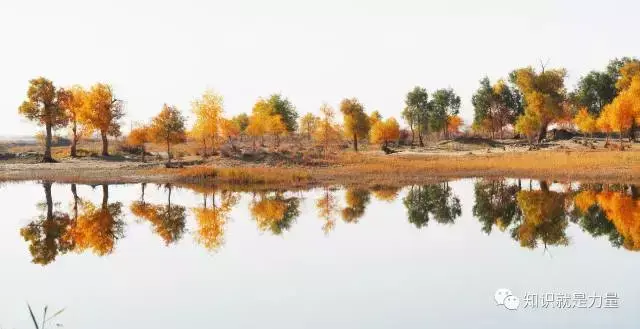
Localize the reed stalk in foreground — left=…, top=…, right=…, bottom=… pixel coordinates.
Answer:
left=26, top=303, right=65, bottom=329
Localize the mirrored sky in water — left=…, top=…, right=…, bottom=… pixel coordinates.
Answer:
left=0, top=179, right=638, bottom=328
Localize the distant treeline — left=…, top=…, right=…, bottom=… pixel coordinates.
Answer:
left=17, top=57, right=640, bottom=161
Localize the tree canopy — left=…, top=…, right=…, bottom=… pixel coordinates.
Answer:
left=340, top=98, right=370, bottom=152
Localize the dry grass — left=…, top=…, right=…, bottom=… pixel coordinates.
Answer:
left=2, top=138, right=640, bottom=188
left=166, top=150, right=640, bottom=188
left=170, top=166, right=313, bottom=186
left=319, top=150, right=640, bottom=184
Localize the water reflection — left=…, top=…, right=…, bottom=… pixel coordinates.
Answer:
left=130, top=184, right=186, bottom=245
left=17, top=179, right=640, bottom=265
left=250, top=191, right=300, bottom=235
left=191, top=187, right=238, bottom=251
left=20, top=182, right=73, bottom=265
left=67, top=184, right=125, bottom=256
left=403, top=182, right=461, bottom=228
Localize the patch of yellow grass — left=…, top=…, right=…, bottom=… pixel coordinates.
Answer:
left=330, top=150, right=640, bottom=179
left=173, top=166, right=313, bottom=185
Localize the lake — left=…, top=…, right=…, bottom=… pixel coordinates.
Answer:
left=0, top=179, right=638, bottom=328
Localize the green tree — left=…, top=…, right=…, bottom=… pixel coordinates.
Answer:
left=150, top=104, right=187, bottom=162
left=404, top=86, right=430, bottom=146
left=18, top=77, right=68, bottom=162
left=231, top=113, right=250, bottom=138
left=571, top=71, right=617, bottom=117
left=268, top=94, right=298, bottom=133
left=472, top=77, right=523, bottom=138
left=340, top=98, right=371, bottom=151
left=429, top=88, right=461, bottom=139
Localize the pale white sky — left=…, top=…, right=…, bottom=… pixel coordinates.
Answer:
left=1, top=0, right=638, bottom=135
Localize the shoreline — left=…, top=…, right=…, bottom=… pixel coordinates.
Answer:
left=0, top=150, right=638, bottom=189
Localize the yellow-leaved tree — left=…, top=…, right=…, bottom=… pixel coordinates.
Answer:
left=597, top=75, right=640, bottom=149
left=267, top=114, right=287, bottom=147
left=600, top=96, right=636, bottom=149
left=18, top=77, right=69, bottom=162
left=340, top=98, right=370, bottom=152
left=512, top=66, right=567, bottom=143
left=247, top=97, right=289, bottom=148
left=191, top=90, right=225, bottom=155
left=514, top=112, right=541, bottom=145
left=299, top=113, right=319, bottom=140
left=313, top=103, right=342, bottom=155
left=370, top=117, right=400, bottom=147
left=573, top=108, right=597, bottom=139
left=446, top=115, right=463, bottom=136
left=220, top=118, right=240, bottom=144
left=58, top=85, right=88, bottom=157
left=149, top=104, right=187, bottom=163
left=82, top=83, right=125, bottom=156
left=127, top=125, right=152, bottom=162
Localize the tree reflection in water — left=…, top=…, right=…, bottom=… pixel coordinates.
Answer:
left=403, top=182, right=461, bottom=228
left=20, top=182, right=72, bottom=265
left=66, top=185, right=125, bottom=256
left=129, top=184, right=186, bottom=245
left=341, top=189, right=371, bottom=223
left=18, top=179, right=640, bottom=266
left=250, top=191, right=300, bottom=235
left=191, top=187, right=239, bottom=251
left=316, top=187, right=339, bottom=234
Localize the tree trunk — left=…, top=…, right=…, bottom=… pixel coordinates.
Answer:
left=202, top=138, right=207, bottom=158
left=409, top=125, right=415, bottom=146
left=102, top=184, right=109, bottom=208
left=629, top=122, right=637, bottom=143
left=539, top=180, right=549, bottom=193
left=418, top=129, right=424, bottom=147
left=353, top=133, right=358, bottom=152
left=43, top=123, right=54, bottom=162
left=620, top=130, right=624, bottom=151
left=536, top=123, right=548, bottom=144
left=141, top=183, right=146, bottom=203
left=141, top=145, right=146, bottom=162
left=166, top=139, right=171, bottom=163
left=70, top=121, right=78, bottom=157
left=44, top=182, right=53, bottom=220
left=71, top=184, right=78, bottom=221
left=101, top=131, right=109, bottom=156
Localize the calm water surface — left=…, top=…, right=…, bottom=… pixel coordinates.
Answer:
left=1, top=179, right=638, bottom=328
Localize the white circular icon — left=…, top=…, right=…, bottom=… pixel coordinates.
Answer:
left=494, top=288, right=513, bottom=305
left=503, top=295, right=520, bottom=310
